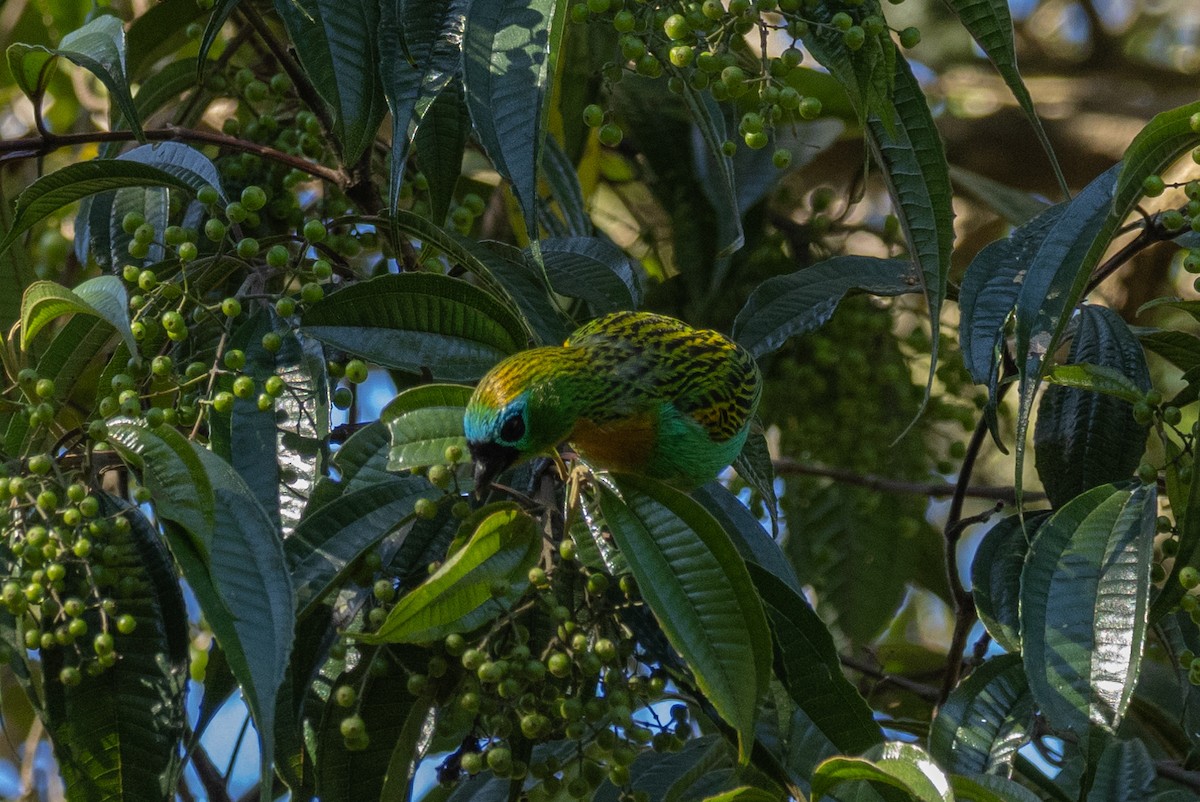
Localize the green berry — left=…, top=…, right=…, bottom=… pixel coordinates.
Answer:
left=241, top=185, right=267, bottom=211
left=1182, top=567, right=1200, bottom=589
left=598, top=123, right=623, bottom=147
left=301, top=282, right=324, bottom=303
left=583, top=104, right=604, bottom=128
left=899, top=26, right=921, bottom=48
left=236, top=237, right=260, bottom=259
left=303, top=219, right=327, bottom=242
left=221, top=297, right=243, bottom=317
left=266, top=245, right=290, bottom=268
left=1143, top=174, right=1166, bottom=197
left=262, top=332, right=283, bottom=352
left=177, top=242, right=198, bottom=262
left=232, top=376, right=255, bottom=399
left=345, top=359, right=369, bottom=384
left=204, top=219, right=227, bottom=242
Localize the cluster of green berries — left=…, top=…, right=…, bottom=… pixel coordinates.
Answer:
left=0, top=464, right=138, bottom=685
left=575, top=0, right=921, bottom=164
left=335, top=449, right=689, bottom=796
left=1142, top=117, right=1200, bottom=286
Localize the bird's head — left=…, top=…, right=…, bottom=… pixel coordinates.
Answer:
left=464, top=349, right=582, bottom=491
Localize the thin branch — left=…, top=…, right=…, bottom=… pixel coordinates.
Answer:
left=771, top=458, right=1043, bottom=503
left=840, top=653, right=941, bottom=703
left=0, top=126, right=346, bottom=185
left=190, top=743, right=234, bottom=802
left=1156, top=761, right=1200, bottom=795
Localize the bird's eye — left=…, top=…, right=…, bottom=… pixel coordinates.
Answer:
left=499, top=413, right=525, bottom=443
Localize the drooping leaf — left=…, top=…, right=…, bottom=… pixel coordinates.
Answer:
left=42, top=497, right=188, bottom=801
left=691, top=482, right=801, bottom=595
left=929, top=654, right=1033, bottom=775
left=941, top=0, right=1068, bottom=196
left=0, top=160, right=201, bottom=256
left=865, top=48, right=955, bottom=408
left=1020, top=482, right=1156, bottom=735
left=1138, top=329, right=1200, bottom=373
left=380, top=0, right=468, bottom=214
left=298, top=272, right=529, bottom=381
left=950, top=773, right=1044, bottom=802
left=274, top=0, right=388, bottom=163
left=949, top=164, right=1052, bottom=227
left=535, top=236, right=642, bottom=313
left=680, top=82, right=743, bottom=257
left=288, top=477, right=439, bottom=618
left=750, top=564, right=883, bottom=755
left=105, top=421, right=294, bottom=794
left=20, top=276, right=135, bottom=354
left=971, top=511, right=1050, bottom=653
left=1035, top=304, right=1151, bottom=507
left=812, top=742, right=952, bottom=802
left=599, top=474, right=772, bottom=762
left=733, top=256, right=918, bottom=358
left=382, top=383, right=472, bottom=472
left=362, top=504, right=541, bottom=643
left=415, top=78, right=471, bottom=225
left=462, top=0, right=568, bottom=239
left=1085, top=738, right=1155, bottom=802
left=730, top=423, right=779, bottom=537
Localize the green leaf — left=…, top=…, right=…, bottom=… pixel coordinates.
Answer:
left=478, top=240, right=571, bottom=345
left=198, top=0, right=241, bottom=77
left=798, top=1, right=895, bottom=130
left=20, top=276, right=136, bottom=354
left=298, top=272, right=528, bottom=381
left=971, top=511, right=1050, bottom=653
left=536, top=236, right=642, bottom=313
left=1086, top=738, right=1155, bottom=802
left=315, top=647, right=426, bottom=801
left=415, top=78, right=471, bottom=225
left=691, top=482, right=801, bottom=594
left=1043, top=363, right=1147, bottom=404
left=1012, top=164, right=1122, bottom=494
left=950, top=773, right=1044, bottom=802
left=31, top=15, right=144, bottom=139
left=380, top=0, right=467, bottom=215
left=1138, top=329, right=1200, bottom=373
left=749, top=564, right=883, bottom=755
left=363, top=504, right=541, bottom=643
left=866, top=49, right=955, bottom=409
left=701, top=788, right=782, bottom=802
left=108, top=186, right=167, bottom=266
left=119, top=142, right=226, bottom=198
left=125, top=0, right=206, bottom=80
left=288, top=477, right=439, bottom=618
left=1036, top=305, right=1151, bottom=507
left=1020, top=482, right=1156, bottom=735
left=599, top=474, right=772, bottom=763
left=382, top=383, right=472, bottom=472
left=733, top=256, right=918, bottom=358
left=680, top=81, right=743, bottom=257
left=1114, top=101, right=1200, bottom=218
left=43, top=497, right=188, bottom=801
left=462, top=0, right=567, bottom=238
left=5, top=43, right=57, bottom=102
left=542, top=135, right=590, bottom=237
left=274, top=0, right=388, bottom=164
left=0, top=159, right=200, bottom=257
left=812, top=742, right=952, bottom=802
left=105, top=422, right=294, bottom=794
left=929, top=654, right=1034, bottom=775
left=959, top=203, right=1067, bottom=388
left=942, top=0, right=1068, bottom=196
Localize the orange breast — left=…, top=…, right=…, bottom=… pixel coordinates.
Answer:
left=568, top=411, right=659, bottom=474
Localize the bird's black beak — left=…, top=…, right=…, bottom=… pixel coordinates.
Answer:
left=469, top=441, right=519, bottom=496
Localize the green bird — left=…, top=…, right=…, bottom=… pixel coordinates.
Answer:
left=465, top=311, right=762, bottom=490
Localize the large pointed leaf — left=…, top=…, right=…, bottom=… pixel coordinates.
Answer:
left=950, top=774, right=1043, bottom=802
left=1035, top=304, right=1151, bottom=507
left=942, top=0, right=1068, bottom=195
left=536, top=236, right=642, bottom=313
left=691, top=482, right=801, bottom=595
left=866, top=49, right=955, bottom=405
left=733, top=256, right=918, bottom=358
left=105, top=422, right=294, bottom=794
left=380, top=0, right=468, bottom=214
left=681, top=82, right=743, bottom=257
left=288, top=476, right=439, bottom=618
left=382, top=383, right=472, bottom=471
left=971, top=511, right=1050, bottom=653
left=462, top=0, right=567, bottom=238
left=750, top=564, right=883, bottom=755
left=20, top=276, right=135, bottom=354
left=599, top=474, right=772, bottom=762
left=0, top=160, right=200, bottom=256
left=929, top=654, right=1033, bottom=775
left=1086, top=738, right=1155, bottom=802
left=1020, top=482, right=1156, bottom=735
left=43, top=498, right=188, bottom=801
left=274, top=0, right=387, bottom=163
left=812, top=742, right=952, bottom=802
left=298, top=272, right=528, bottom=381
left=415, top=78, right=471, bottom=225
left=362, top=504, right=540, bottom=643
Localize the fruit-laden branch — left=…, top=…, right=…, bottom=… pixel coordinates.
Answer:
left=771, top=458, right=1042, bottom=503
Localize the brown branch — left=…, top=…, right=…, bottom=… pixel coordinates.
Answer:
left=1156, top=761, right=1200, bottom=795
left=771, top=458, right=1043, bottom=503
left=190, top=743, right=234, bottom=802
left=840, top=653, right=941, bottom=703
left=0, top=126, right=346, bottom=185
